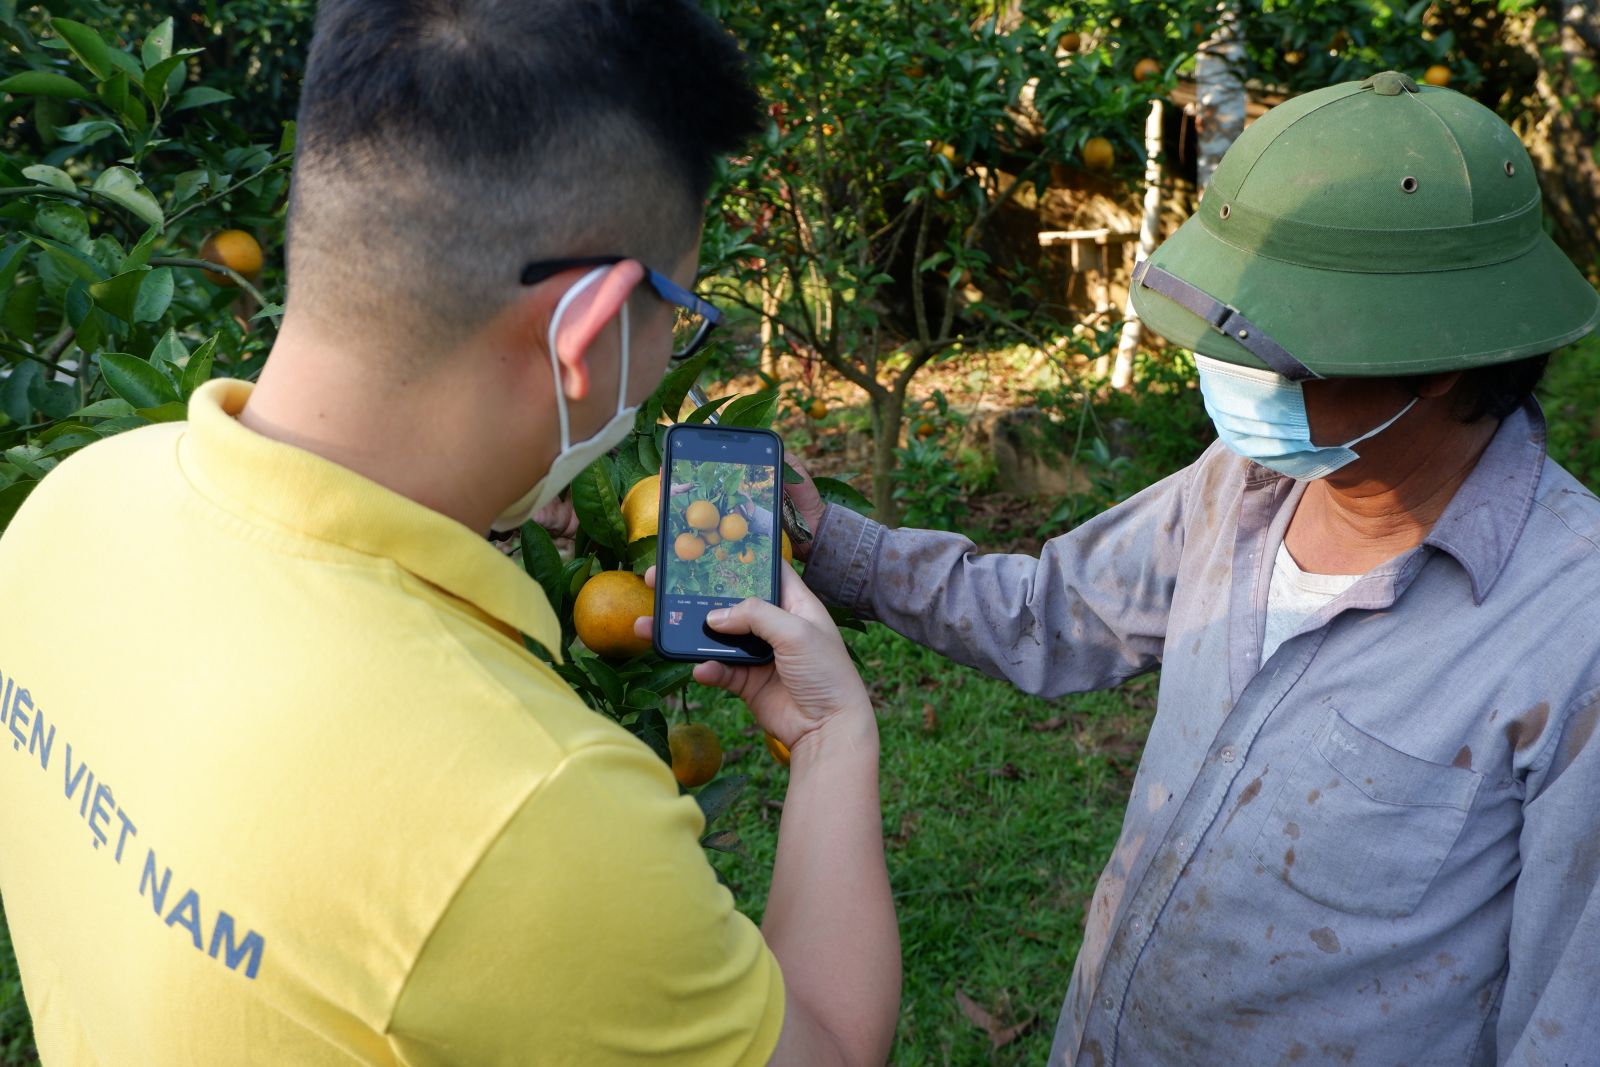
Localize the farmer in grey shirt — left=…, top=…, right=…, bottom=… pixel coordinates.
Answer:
left=788, top=73, right=1600, bottom=1065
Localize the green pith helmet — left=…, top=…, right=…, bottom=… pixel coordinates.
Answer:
left=1131, top=70, right=1600, bottom=379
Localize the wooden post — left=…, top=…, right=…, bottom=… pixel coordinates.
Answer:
left=1111, top=98, right=1165, bottom=391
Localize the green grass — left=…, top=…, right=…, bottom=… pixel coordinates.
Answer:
left=696, top=625, right=1150, bottom=1065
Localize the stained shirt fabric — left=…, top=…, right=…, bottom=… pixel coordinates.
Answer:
left=1262, top=544, right=1361, bottom=662
left=0, top=379, right=783, bottom=1066
left=804, top=401, right=1600, bottom=1066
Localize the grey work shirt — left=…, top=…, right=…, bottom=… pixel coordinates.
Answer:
left=803, top=402, right=1600, bottom=1066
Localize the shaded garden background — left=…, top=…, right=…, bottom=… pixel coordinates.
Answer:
left=2, top=0, right=1598, bottom=1062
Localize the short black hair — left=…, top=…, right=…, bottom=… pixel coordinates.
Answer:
left=285, top=0, right=761, bottom=353
left=1452, top=354, right=1551, bottom=423
left=296, top=0, right=760, bottom=204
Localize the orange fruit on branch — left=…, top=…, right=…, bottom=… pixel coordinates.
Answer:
left=1133, top=57, right=1162, bottom=81
left=719, top=513, right=749, bottom=542
left=686, top=500, right=721, bottom=530
left=572, top=570, right=653, bottom=659
left=674, top=532, right=707, bottom=561
left=737, top=546, right=756, bottom=565
left=1423, top=64, right=1451, bottom=87
left=199, top=229, right=263, bottom=286
left=808, top=400, right=829, bottom=419
left=1082, top=136, right=1115, bottom=173
left=621, top=474, right=660, bottom=543
left=669, top=723, right=724, bottom=787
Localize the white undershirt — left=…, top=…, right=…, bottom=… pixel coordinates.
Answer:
left=1262, top=542, right=1362, bottom=662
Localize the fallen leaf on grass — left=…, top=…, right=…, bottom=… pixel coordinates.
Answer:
left=987, top=762, right=1024, bottom=780
left=1030, top=715, right=1071, bottom=732
left=956, top=989, right=1036, bottom=1049
left=922, top=703, right=938, bottom=733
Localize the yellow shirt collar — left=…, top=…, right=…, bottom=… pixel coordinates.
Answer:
left=179, top=378, right=563, bottom=659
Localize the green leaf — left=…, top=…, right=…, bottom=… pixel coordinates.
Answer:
left=179, top=336, right=216, bottom=397
left=720, top=388, right=780, bottom=428
left=54, top=120, right=121, bottom=146
left=569, top=457, right=627, bottom=554
left=50, top=18, right=116, bottom=81
left=0, top=71, right=92, bottom=99
left=132, top=266, right=173, bottom=322
left=172, top=86, right=231, bottom=111
left=29, top=235, right=105, bottom=283
left=140, top=16, right=173, bottom=69
left=0, top=480, right=38, bottom=533
left=141, top=50, right=198, bottom=108
left=69, top=398, right=134, bottom=419
left=27, top=378, right=77, bottom=421
left=21, top=164, right=74, bottom=191
left=518, top=520, right=566, bottom=612
left=637, top=659, right=695, bottom=696
left=170, top=169, right=208, bottom=206
left=97, top=352, right=179, bottom=408
left=636, top=429, right=662, bottom=473
left=0, top=361, right=41, bottom=424
left=135, top=401, right=187, bottom=423
left=149, top=327, right=187, bottom=370
left=627, top=706, right=670, bottom=763
left=88, top=268, right=152, bottom=321
left=91, top=167, right=163, bottom=228
left=685, top=394, right=733, bottom=424
left=580, top=653, right=626, bottom=705
left=695, top=774, right=749, bottom=829
left=628, top=535, right=658, bottom=575
left=814, top=475, right=873, bottom=514
left=36, top=428, right=97, bottom=457
left=783, top=463, right=804, bottom=484
left=33, top=202, right=89, bottom=250
left=2, top=278, right=41, bottom=339
left=650, top=348, right=711, bottom=423
left=117, top=224, right=162, bottom=271
left=4, top=445, right=52, bottom=480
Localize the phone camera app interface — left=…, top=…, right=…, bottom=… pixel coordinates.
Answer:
left=661, top=439, right=778, bottom=658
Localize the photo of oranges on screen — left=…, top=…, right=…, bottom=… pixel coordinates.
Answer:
left=666, top=459, right=777, bottom=598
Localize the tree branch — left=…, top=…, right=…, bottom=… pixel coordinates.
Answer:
left=166, top=152, right=292, bottom=227
left=148, top=257, right=276, bottom=321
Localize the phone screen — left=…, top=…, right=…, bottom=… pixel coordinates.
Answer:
left=654, top=425, right=782, bottom=664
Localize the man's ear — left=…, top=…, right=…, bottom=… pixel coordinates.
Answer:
left=549, top=261, right=646, bottom=402
left=1416, top=370, right=1465, bottom=400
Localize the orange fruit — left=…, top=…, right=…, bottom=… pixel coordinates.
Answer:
left=674, top=532, right=707, bottom=561
left=686, top=500, right=720, bottom=530
left=903, top=63, right=925, bottom=78
left=704, top=531, right=722, bottom=546
left=621, top=475, right=660, bottom=543
left=738, top=546, right=756, bottom=564
left=1060, top=31, right=1082, bottom=52
left=932, top=141, right=962, bottom=166
left=765, top=732, right=791, bottom=767
left=669, top=723, right=723, bottom=787
left=809, top=399, right=828, bottom=419
left=914, top=419, right=937, bottom=439
left=719, top=513, right=749, bottom=542
left=1423, top=64, right=1451, bottom=87
left=1082, top=136, right=1115, bottom=173
left=1133, top=57, right=1162, bottom=82
left=781, top=531, right=793, bottom=564
left=199, top=229, right=263, bottom=285
left=572, top=571, right=653, bottom=659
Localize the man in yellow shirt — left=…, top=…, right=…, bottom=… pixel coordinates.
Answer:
left=0, top=1, right=899, bottom=1063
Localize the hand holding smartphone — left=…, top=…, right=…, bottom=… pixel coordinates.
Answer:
left=652, top=424, right=784, bottom=665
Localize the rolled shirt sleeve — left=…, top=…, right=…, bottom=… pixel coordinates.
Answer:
left=803, top=460, right=1198, bottom=698
left=386, top=741, right=784, bottom=1066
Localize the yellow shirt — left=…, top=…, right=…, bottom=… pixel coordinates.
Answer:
left=0, top=379, right=783, bottom=1065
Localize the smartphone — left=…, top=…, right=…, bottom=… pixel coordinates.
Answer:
left=653, top=424, right=783, bottom=665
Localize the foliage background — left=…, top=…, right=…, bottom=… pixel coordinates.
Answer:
left=2, top=0, right=1598, bottom=1063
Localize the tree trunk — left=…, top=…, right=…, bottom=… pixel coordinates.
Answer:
left=1195, top=2, right=1246, bottom=194
left=1524, top=2, right=1600, bottom=277
left=868, top=389, right=904, bottom=526
left=1111, top=97, right=1165, bottom=390
left=758, top=272, right=783, bottom=381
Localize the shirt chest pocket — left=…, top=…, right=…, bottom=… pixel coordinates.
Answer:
left=1249, top=711, right=1483, bottom=919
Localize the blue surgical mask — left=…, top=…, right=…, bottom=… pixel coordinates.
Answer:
left=1195, top=355, right=1418, bottom=481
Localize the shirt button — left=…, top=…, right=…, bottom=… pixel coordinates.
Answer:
left=1220, top=745, right=1237, bottom=763
left=1101, top=995, right=1115, bottom=1012
left=1131, top=917, right=1145, bottom=933
left=1175, top=835, right=1188, bottom=850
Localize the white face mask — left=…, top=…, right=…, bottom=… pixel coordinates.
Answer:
left=491, top=266, right=640, bottom=532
